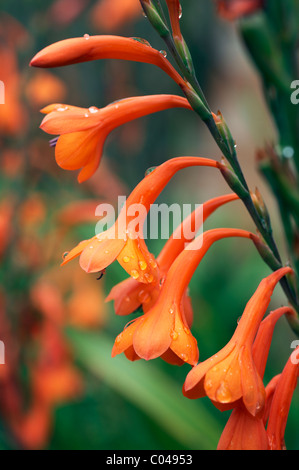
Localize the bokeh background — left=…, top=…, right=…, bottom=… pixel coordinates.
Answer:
left=0, top=0, right=298, bottom=450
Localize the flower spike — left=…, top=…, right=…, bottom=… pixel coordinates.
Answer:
left=40, top=95, right=192, bottom=182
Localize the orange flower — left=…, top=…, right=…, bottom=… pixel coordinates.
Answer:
left=112, top=228, right=258, bottom=366
left=62, top=157, right=220, bottom=283
left=216, top=0, right=264, bottom=21
left=217, top=306, right=294, bottom=450
left=91, top=0, right=142, bottom=32
left=183, top=267, right=293, bottom=417
left=106, top=193, right=239, bottom=316
left=25, top=70, right=67, bottom=108
left=266, top=347, right=299, bottom=450
left=30, top=35, right=185, bottom=88
left=40, top=95, right=191, bottom=182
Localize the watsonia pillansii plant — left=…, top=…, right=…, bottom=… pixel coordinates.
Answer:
left=31, top=0, right=299, bottom=450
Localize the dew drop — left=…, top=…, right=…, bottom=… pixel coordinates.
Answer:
left=179, top=4, right=183, bottom=19
left=57, top=106, right=68, bottom=112
left=131, top=37, right=151, bottom=47
left=139, top=260, right=147, bottom=271
left=62, top=251, right=69, bottom=259
left=183, top=326, right=190, bottom=335
left=180, top=353, right=188, bottom=362
left=170, top=331, right=178, bottom=340
left=104, top=250, right=109, bottom=254
left=159, top=50, right=167, bottom=58
left=89, top=106, right=98, bottom=114
left=169, top=308, right=174, bottom=315
left=84, top=113, right=89, bottom=117
left=216, top=382, right=232, bottom=403
left=84, top=33, right=90, bottom=40
left=123, top=256, right=130, bottom=263
left=138, top=290, right=151, bottom=304
left=131, top=270, right=140, bottom=280
left=115, top=333, right=122, bottom=344
left=145, top=166, right=157, bottom=176
left=144, top=273, right=154, bottom=283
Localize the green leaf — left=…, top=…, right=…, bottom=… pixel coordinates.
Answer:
left=66, top=328, right=221, bottom=450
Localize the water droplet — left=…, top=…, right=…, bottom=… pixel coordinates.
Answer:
left=131, top=270, right=140, bottom=280
left=123, top=256, right=130, bottom=263
left=170, top=331, right=178, bottom=340
left=115, top=333, right=122, bottom=344
left=89, top=106, right=98, bottom=114
left=282, top=146, right=294, bottom=159
left=149, top=258, right=157, bottom=268
left=125, top=297, right=131, bottom=302
left=84, top=34, right=90, bottom=40
left=145, top=166, right=157, bottom=176
left=205, top=379, right=213, bottom=391
left=216, top=382, right=232, bottom=403
left=104, top=250, right=109, bottom=254
left=144, top=273, right=154, bottom=283
left=57, top=106, right=68, bottom=112
left=179, top=3, right=183, bottom=19
left=89, top=245, right=94, bottom=249
left=180, top=353, right=188, bottom=362
left=169, top=308, right=174, bottom=315
left=159, top=50, right=167, bottom=58
left=139, top=261, right=147, bottom=271
left=84, top=113, right=89, bottom=117
left=183, top=326, right=190, bottom=335
left=131, top=37, right=151, bottom=47
left=138, top=290, right=151, bottom=304
left=62, top=252, right=69, bottom=259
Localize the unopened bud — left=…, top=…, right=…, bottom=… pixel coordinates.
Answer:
left=140, top=0, right=169, bottom=38
left=251, top=187, right=272, bottom=232
left=219, top=158, right=249, bottom=200
left=252, top=233, right=281, bottom=272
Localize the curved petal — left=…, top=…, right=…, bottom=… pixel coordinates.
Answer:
left=111, top=318, right=142, bottom=358
left=106, top=277, right=143, bottom=316
left=133, top=303, right=175, bottom=360
left=55, top=128, right=104, bottom=171
left=240, top=345, right=265, bottom=417
left=40, top=104, right=102, bottom=134
left=79, top=236, right=126, bottom=273
left=117, top=236, right=159, bottom=284
left=170, top=306, right=199, bottom=366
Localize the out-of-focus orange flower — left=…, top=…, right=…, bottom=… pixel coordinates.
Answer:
left=11, top=402, right=52, bottom=450
left=216, top=0, right=264, bottom=21
left=107, top=193, right=239, bottom=316
left=0, top=12, right=30, bottom=50
left=18, top=195, right=46, bottom=228
left=0, top=148, right=24, bottom=177
left=0, top=198, right=15, bottom=258
left=91, top=0, right=141, bottom=31
left=67, top=280, right=107, bottom=328
left=112, top=228, right=258, bottom=366
left=30, top=281, right=65, bottom=326
left=62, top=157, right=220, bottom=284
left=25, top=70, right=67, bottom=108
left=39, top=95, right=191, bottom=182
left=217, top=306, right=295, bottom=450
left=266, top=347, right=299, bottom=450
left=48, top=0, right=90, bottom=26
left=0, top=47, right=27, bottom=136
left=30, top=35, right=186, bottom=89
left=183, top=267, right=293, bottom=417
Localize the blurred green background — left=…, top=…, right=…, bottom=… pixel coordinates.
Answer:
left=0, top=0, right=298, bottom=450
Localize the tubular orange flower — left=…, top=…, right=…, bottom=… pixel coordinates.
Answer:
left=106, top=193, right=239, bottom=316
left=216, top=0, right=264, bottom=21
left=112, top=228, right=259, bottom=366
left=217, top=306, right=295, bottom=450
left=266, top=347, right=299, bottom=450
left=40, top=95, right=192, bottom=182
left=30, top=35, right=186, bottom=88
left=183, top=267, right=293, bottom=417
left=91, top=0, right=145, bottom=32
left=62, top=157, right=220, bottom=283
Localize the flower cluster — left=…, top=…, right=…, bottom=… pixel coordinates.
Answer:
left=30, top=0, right=299, bottom=450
